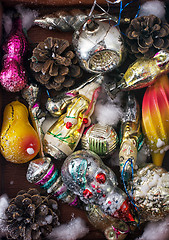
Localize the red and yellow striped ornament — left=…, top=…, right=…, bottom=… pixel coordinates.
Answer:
left=142, top=74, right=169, bottom=166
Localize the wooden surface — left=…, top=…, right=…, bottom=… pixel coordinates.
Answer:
left=1, top=1, right=169, bottom=240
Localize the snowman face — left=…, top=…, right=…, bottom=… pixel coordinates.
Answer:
left=61, top=150, right=125, bottom=214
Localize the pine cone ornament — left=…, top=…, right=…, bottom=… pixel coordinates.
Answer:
left=30, top=37, right=83, bottom=91
left=126, top=15, right=169, bottom=58
left=5, top=188, right=59, bottom=240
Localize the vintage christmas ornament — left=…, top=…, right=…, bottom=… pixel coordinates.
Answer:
left=5, top=188, right=59, bottom=239
left=34, top=9, right=95, bottom=31
left=61, top=150, right=135, bottom=223
left=34, top=9, right=118, bottom=32
left=119, top=95, right=143, bottom=180
left=26, top=157, right=79, bottom=206
left=0, top=17, right=28, bottom=92
left=81, top=123, right=118, bottom=158
left=45, top=75, right=100, bottom=117
left=30, top=37, right=83, bottom=91
left=107, top=49, right=169, bottom=99
left=72, top=17, right=124, bottom=73
left=130, top=163, right=169, bottom=221
left=86, top=204, right=130, bottom=240
left=142, top=74, right=169, bottom=166
left=22, top=84, right=46, bottom=157
left=22, top=84, right=40, bottom=107
left=43, top=74, right=103, bottom=160
left=46, top=92, right=73, bottom=117
left=0, top=100, right=40, bottom=163
left=126, top=15, right=169, bottom=58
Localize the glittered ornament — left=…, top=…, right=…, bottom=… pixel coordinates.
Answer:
left=119, top=95, right=143, bottom=180
left=0, top=100, right=40, bottom=163
left=43, top=75, right=102, bottom=160
left=107, top=50, right=169, bottom=98
left=81, top=123, right=118, bottom=158
left=26, top=157, right=79, bottom=206
left=130, top=163, right=169, bottom=221
left=86, top=204, right=129, bottom=240
left=5, top=188, right=59, bottom=240
left=73, top=16, right=124, bottom=73
left=0, top=18, right=28, bottom=92
left=142, top=74, right=169, bottom=166
left=61, top=150, right=135, bottom=223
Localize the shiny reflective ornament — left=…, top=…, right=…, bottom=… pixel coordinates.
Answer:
left=108, top=50, right=169, bottom=98
left=26, top=157, right=79, bottom=206
left=46, top=94, right=73, bottom=117
left=22, top=84, right=40, bottom=107
left=81, top=123, right=118, bottom=158
left=46, top=75, right=100, bottom=117
left=86, top=204, right=129, bottom=240
left=43, top=75, right=103, bottom=160
left=73, top=17, right=124, bottom=73
left=142, top=74, right=169, bottom=166
left=61, top=150, right=135, bottom=223
left=0, top=101, right=40, bottom=163
left=34, top=10, right=118, bottom=32
left=0, top=18, right=28, bottom=92
left=119, top=95, right=143, bottom=180
left=130, top=163, right=169, bottom=221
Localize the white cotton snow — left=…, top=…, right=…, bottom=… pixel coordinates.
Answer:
left=48, top=217, right=89, bottom=240
left=136, top=216, right=169, bottom=240
left=92, top=91, right=123, bottom=127
left=2, top=14, right=13, bottom=35
left=139, top=0, right=166, bottom=20
left=15, top=4, right=38, bottom=30
left=3, top=4, right=38, bottom=35
left=0, top=194, right=9, bottom=237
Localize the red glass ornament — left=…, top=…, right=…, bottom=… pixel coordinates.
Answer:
left=96, top=172, right=106, bottom=184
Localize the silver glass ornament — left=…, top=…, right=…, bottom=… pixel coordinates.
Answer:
left=26, top=157, right=79, bottom=206
left=81, top=123, right=118, bottom=158
left=34, top=10, right=119, bottom=32
left=61, top=150, right=135, bottom=223
left=73, top=17, right=124, bottom=73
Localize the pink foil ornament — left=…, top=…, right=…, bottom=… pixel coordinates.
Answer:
left=0, top=18, right=28, bottom=92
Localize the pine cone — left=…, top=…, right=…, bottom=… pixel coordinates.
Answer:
left=30, top=37, right=83, bottom=91
left=125, top=15, right=169, bottom=58
left=5, top=188, right=59, bottom=240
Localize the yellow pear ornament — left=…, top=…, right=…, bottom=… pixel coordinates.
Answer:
left=0, top=100, right=40, bottom=163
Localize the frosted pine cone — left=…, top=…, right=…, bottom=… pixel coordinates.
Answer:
left=30, top=37, right=83, bottom=91
left=126, top=15, right=169, bottom=58
left=5, top=188, right=59, bottom=240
